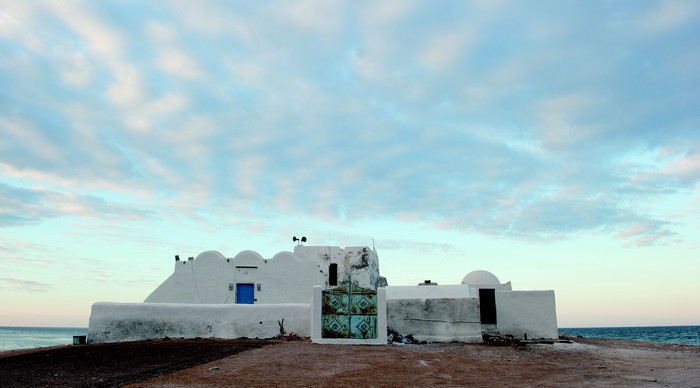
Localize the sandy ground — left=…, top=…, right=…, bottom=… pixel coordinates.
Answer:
left=1, top=337, right=698, bottom=387
left=128, top=337, right=700, bottom=387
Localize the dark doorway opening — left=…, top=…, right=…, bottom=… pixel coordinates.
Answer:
left=329, top=263, right=338, bottom=286
left=479, top=288, right=497, bottom=324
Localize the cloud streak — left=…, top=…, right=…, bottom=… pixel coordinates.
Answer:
left=0, top=277, right=53, bottom=292
left=0, top=183, right=154, bottom=227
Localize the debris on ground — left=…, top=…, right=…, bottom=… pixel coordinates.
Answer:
left=387, top=328, right=424, bottom=344
left=482, top=333, right=523, bottom=347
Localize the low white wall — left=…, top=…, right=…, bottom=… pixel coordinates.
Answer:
left=386, top=298, right=482, bottom=343
left=88, top=302, right=310, bottom=343
left=495, top=290, right=558, bottom=339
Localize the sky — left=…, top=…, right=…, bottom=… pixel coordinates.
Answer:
left=1, top=0, right=699, bottom=329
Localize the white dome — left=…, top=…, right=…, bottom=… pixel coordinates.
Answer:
left=461, top=270, right=500, bottom=285
left=194, top=250, right=226, bottom=262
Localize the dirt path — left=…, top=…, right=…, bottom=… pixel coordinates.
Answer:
left=1, top=337, right=698, bottom=387
left=129, top=338, right=700, bottom=387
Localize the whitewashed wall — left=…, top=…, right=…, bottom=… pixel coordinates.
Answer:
left=93, top=248, right=560, bottom=344
left=293, top=246, right=381, bottom=289
left=230, top=251, right=322, bottom=304
left=495, top=290, right=558, bottom=339
left=385, top=286, right=481, bottom=342
left=383, top=283, right=558, bottom=342
left=144, top=251, right=232, bottom=304
left=87, top=302, right=310, bottom=343
left=144, top=250, right=321, bottom=304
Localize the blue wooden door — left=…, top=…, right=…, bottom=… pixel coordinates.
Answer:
left=236, top=283, right=255, bottom=304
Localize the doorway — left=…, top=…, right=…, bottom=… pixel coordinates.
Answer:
left=236, top=283, right=255, bottom=304
left=479, top=288, right=497, bottom=324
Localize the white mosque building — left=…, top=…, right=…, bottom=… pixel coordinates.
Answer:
left=87, top=242, right=558, bottom=344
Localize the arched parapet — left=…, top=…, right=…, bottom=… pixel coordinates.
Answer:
left=195, top=250, right=227, bottom=263
left=233, top=250, right=265, bottom=266
left=270, top=251, right=301, bottom=263
left=146, top=250, right=232, bottom=303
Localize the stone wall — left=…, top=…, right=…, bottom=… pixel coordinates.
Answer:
left=386, top=298, right=482, bottom=342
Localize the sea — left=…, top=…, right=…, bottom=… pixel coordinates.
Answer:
left=0, top=325, right=698, bottom=351
left=559, top=325, right=700, bottom=346
left=0, top=327, right=88, bottom=352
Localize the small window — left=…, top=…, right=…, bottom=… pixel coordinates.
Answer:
left=329, top=263, right=338, bottom=286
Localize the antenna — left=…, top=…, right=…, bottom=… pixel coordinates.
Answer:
left=372, top=238, right=375, bottom=250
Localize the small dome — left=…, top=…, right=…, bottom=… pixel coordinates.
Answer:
left=461, top=270, right=500, bottom=285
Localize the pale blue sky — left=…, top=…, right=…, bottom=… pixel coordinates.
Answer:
left=1, top=0, right=699, bottom=328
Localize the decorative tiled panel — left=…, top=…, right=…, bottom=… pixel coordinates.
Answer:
left=322, top=292, right=349, bottom=315
left=321, top=314, right=350, bottom=338
left=350, top=294, right=377, bottom=315
left=349, top=315, right=377, bottom=339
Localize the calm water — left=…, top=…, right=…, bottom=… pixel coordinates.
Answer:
left=0, top=326, right=88, bottom=351
left=560, top=325, right=700, bottom=346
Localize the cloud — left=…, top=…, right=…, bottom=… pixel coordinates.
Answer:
left=0, top=277, right=53, bottom=292
left=46, top=0, right=125, bottom=60
left=632, top=146, right=700, bottom=189
left=155, top=48, right=204, bottom=79
left=659, top=150, right=700, bottom=184
left=1, top=1, right=698, bottom=249
left=641, top=1, right=700, bottom=32
left=0, top=183, right=154, bottom=227
left=57, top=48, right=93, bottom=87
left=0, top=184, right=56, bottom=226
left=615, top=222, right=681, bottom=247
left=378, top=239, right=462, bottom=256
left=0, top=115, right=65, bottom=167
left=106, top=65, right=147, bottom=108
left=535, top=93, right=604, bottom=151
left=274, top=0, right=346, bottom=35
left=420, top=27, right=474, bottom=71
left=165, top=0, right=240, bottom=36
left=0, top=2, right=45, bottom=52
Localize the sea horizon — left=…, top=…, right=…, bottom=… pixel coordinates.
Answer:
left=7, top=323, right=700, bottom=329
left=1, top=324, right=698, bottom=352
